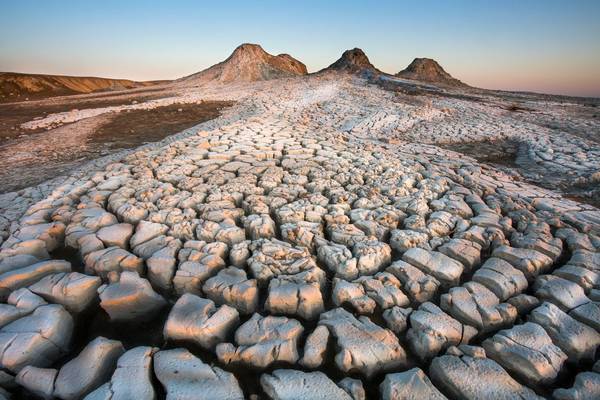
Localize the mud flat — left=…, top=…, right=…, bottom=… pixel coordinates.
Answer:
left=0, top=101, right=232, bottom=193
left=0, top=53, right=599, bottom=398
left=439, top=140, right=600, bottom=208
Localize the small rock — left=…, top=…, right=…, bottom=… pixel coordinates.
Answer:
left=54, top=336, right=125, bottom=400
left=203, top=267, right=258, bottom=314
left=429, top=349, right=542, bottom=399
left=528, top=302, right=600, bottom=364
left=98, top=272, right=167, bottom=321
left=319, top=308, right=407, bottom=378
left=154, top=348, right=244, bottom=400
left=15, top=366, right=57, bottom=400
left=553, top=371, right=600, bottom=400
left=482, top=322, right=567, bottom=386
left=299, top=325, right=329, bottom=369
left=261, top=369, right=352, bottom=400
left=29, top=272, right=101, bottom=313
left=0, top=304, right=73, bottom=373
left=164, top=293, right=239, bottom=350
left=84, top=346, right=157, bottom=400
left=380, top=368, right=447, bottom=400
left=402, top=248, right=464, bottom=288
left=406, top=302, right=477, bottom=361
left=216, top=313, right=303, bottom=368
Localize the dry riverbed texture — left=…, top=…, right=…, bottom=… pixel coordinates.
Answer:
left=0, top=69, right=599, bottom=399
left=0, top=91, right=232, bottom=192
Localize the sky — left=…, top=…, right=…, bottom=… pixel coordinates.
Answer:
left=1, top=0, right=599, bottom=97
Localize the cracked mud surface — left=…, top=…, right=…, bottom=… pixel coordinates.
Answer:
left=0, top=73, right=599, bottom=399
left=0, top=100, right=232, bottom=193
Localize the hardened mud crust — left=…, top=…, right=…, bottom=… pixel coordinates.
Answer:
left=0, top=74, right=599, bottom=399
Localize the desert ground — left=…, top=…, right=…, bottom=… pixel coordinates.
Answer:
left=0, top=94, right=232, bottom=192
left=0, top=44, right=599, bottom=399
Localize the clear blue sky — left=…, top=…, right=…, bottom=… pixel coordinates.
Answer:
left=1, top=0, right=599, bottom=96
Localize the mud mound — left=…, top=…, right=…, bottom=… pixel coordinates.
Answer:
left=396, top=58, right=467, bottom=87
left=321, top=48, right=381, bottom=74
left=181, top=43, right=307, bottom=84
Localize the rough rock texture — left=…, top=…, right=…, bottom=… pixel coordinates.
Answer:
left=554, top=264, right=599, bottom=295
left=382, top=306, right=412, bottom=335
left=534, top=275, right=590, bottom=312
left=482, top=322, right=568, bottom=386
left=0, top=288, right=46, bottom=328
left=389, top=229, right=429, bottom=254
left=54, top=336, right=125, bottom=400
left=202, top=267, right=258, bottom=314
left=0, top=260, right=71, bottom=301
left=553, top=371, right=600, bottom=400
left=216, top=313, right=303, bottom=368
left=438, top=238, right=481, bottom=271
left=319, top=308, right=407, bottom=378
left=338, top=378, right=365, bottom=400
left=570, top=301, right=600, bottom=331
left=440, top=281, right=517, bottom=332
left=472, top=257, right=528, bottom=301
left=147, top=238, right=180, bottom=292
left=96, top=223, right=133, bottom=249
left=84, top=247, right=143, bottom=280
left=429, top=346, right=542, bottom=400
left=386, top=260, right=440, bottom=304
left=154, top=348, right=244, bottom=400
left=402, top=248, right=464, bottom=288
left=29, top=272, right=101, bottom=313
left=247, top=239, right=317, bottom=285
left=265, top=267, right=325, bottom=319
left=15, top=366, right=57, bottom=399
left=492, top=246, right=553, bottom=280
left=528, top=302, right=600, bottom=365
left=407, top=302, right=477, bottom=360
left=299, top=325, right=329, bottom=369
left=173, top=240, right=227, bottom=296
left=98, top=271, right=167, bottom=321
left=380, top=368, right=447, bottom=400
left=332, top=273, right=409, bottom=314
left=84, top=346, right=157, bottom=400
left=261, top=369, right=352, bottom=400
left=164, top=293, right=239, bottom=350
left=0, top=304, right=73, bottom=373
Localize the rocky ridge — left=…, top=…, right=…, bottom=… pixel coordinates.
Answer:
left=0, top=72, right=161, bottom=102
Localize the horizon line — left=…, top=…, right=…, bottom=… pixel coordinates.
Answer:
left=2, top=44, right=600, bottom=99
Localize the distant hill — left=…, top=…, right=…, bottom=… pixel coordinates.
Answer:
left=321, top=48, right=381, bottom=74
left=180, top=43, right=307, bottom=84
left=0, top=72, right=164, bottom=102
left=396, top=58, right=467, bottom=87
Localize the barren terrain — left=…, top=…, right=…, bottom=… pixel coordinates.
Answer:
left=0, top=72, right=166, bottom=103
left=0, top=98, right=232, bottom=192
left=0, top=46, right=599, bottom=399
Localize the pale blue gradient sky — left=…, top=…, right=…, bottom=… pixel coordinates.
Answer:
left=1, top=0, right=599, bottom=96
